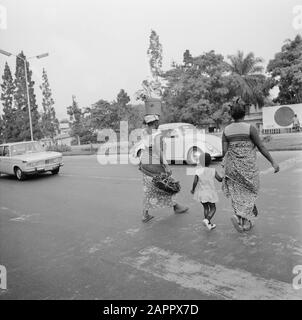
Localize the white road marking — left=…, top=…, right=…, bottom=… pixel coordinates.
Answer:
left=10, top=214, right=40, bottom=222
left=125, top=228, right=141, bottom=236
left=122, top=246, right=302, bottom=300
left=60, top=174, right=140, bottom=181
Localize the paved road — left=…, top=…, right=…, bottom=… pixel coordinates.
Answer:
left=0, top=151, right=302, bottom=300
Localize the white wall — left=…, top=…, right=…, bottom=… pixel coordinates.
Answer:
left=263, top=104, right=302, bottom=129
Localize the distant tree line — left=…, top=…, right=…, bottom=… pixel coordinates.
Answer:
left=145, top=32, right=302, bottom=128
left=66, top=90, right=145, bottom=145
left=67, top=32, right=302, bottom=144
left=0, top=52, right=59, bottom=143
left=1, top=33, right=301, bottom=144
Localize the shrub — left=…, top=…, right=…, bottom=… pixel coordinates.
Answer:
left=46, top=144, right=71, bottom=152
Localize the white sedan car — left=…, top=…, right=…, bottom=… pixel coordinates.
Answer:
left=0, top=141, right=64, bottom=180
left=130, top=122, right=222, bottom=164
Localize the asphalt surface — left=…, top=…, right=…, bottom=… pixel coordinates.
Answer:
left=0, top=151, right=302, bottom=300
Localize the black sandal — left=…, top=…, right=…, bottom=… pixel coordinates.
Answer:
left=142, top=215, right=154, bottom=223
left=230, top=215, right=244, bottom=233
left=252, top=205, right=258, bottom=217
left=242, top=220, right=253, bottom=231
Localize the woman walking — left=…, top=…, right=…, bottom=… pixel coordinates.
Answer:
left=222, top=99, right=280, bottom=232
left=140, top=114, right=188, bottom=222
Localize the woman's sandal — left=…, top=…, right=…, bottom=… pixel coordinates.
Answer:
left=142, top=215, right=154, bottom=223
left=174, top=204, right=189, bottom=214
left=230, top=215, right=244, bottom=233
left=242, top=220, right=253, bottom=231
left=252, top=205, right=258, bottom=217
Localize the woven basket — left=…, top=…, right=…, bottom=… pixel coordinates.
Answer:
left=152, top=173, right=181, bottom=195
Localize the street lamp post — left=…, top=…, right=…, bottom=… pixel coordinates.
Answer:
left=22, top=57, right=34, bottom=141
left=0, top=49, right=49, bottom=141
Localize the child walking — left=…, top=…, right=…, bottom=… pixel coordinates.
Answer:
left=191, top=153, right=222, bottom=230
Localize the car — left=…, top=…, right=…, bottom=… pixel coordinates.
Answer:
left=0, top=141, right=64, bottom=181
left=130, top=122, right=223, bottom=165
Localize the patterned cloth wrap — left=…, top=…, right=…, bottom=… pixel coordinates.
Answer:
left=222, top=140, right=260, bottom=222
left=142, top=174, right=176, bottom=210
left=152, top=172, right=181, bottom=195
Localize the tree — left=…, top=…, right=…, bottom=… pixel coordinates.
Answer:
left=88, top=90, right=143, bottom=134
left=116, top=89, right=145, bottom=131
left=0, top=116, right=4, bottom=143
left=116, top=89, right=130, bottom=119
left=183, top=49, right=193, bottom=68
left=147, top=29, right=163, bottom=79
left=0, top=62, right=16, bottom=142
left=40, top=68, right=59, bottom=139
left=67, top=95, right=85, bottom=145
left=162, top=50, right=231, bottom=128
left=136, top=30, right=165, bottom=100
left=227, top=51, right=268, bottom=107
left=14, top=51, right=42, bottom=141
left=267, top=34, right=302, bottom=104
left=88, top=99, right=120, bottom=132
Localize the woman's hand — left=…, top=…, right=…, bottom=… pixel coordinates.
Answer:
left=164, top=165, right=172, bottom=175
left=272, top=161, right=280, bottom=173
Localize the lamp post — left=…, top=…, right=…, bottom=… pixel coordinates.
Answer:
left=0, top=49, right=49, bottom=141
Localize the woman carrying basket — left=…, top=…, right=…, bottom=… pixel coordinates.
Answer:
left=140, top=114, right=188, bottom=223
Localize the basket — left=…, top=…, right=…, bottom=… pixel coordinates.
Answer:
left=152, top=173, right=181, bottom=195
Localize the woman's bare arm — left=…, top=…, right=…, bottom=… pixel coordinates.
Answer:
left=215, top=170, right=223, bottom=182
left=222, top=132, right=229, bottom=157
left=250, top=126, right=279, bottom=173
left=191, top=175, right=199, bottom=194
left=154, top=134, right=170, bottom=172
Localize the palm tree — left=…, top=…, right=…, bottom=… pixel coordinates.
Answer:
left=227, top=51, right=267, bottom=108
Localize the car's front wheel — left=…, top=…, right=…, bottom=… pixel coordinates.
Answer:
left=14, top=167, right=26, bottom=181
left=51, top=167, right=60, bottom=175
left=186, top=147, right=204, bottom=165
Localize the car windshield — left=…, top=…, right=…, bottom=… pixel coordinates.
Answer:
left=11, top=142, right=44, bottom=156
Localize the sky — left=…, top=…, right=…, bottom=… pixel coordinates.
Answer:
left=0, top=0, right=301, bottom=120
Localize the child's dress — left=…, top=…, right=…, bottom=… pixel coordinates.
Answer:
left=193, top=166, right=219, bottom=203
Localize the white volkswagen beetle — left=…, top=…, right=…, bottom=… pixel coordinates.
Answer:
left=0, top=141, right=64, bottom=180
left=130, top=122, right=222, bottom=164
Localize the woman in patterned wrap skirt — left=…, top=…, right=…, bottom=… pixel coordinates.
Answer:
left=140, top=115, right=188, bottom=223
left=222, top=100, right=280, bottom=232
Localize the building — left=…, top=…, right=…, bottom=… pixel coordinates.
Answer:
left=54, top=121, right=73, bottom=146
left=262, top=103, right=302, bottom=134
left=243, top=104, right=263, bottom=132
left=200, top=105, right=263, bottom=133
